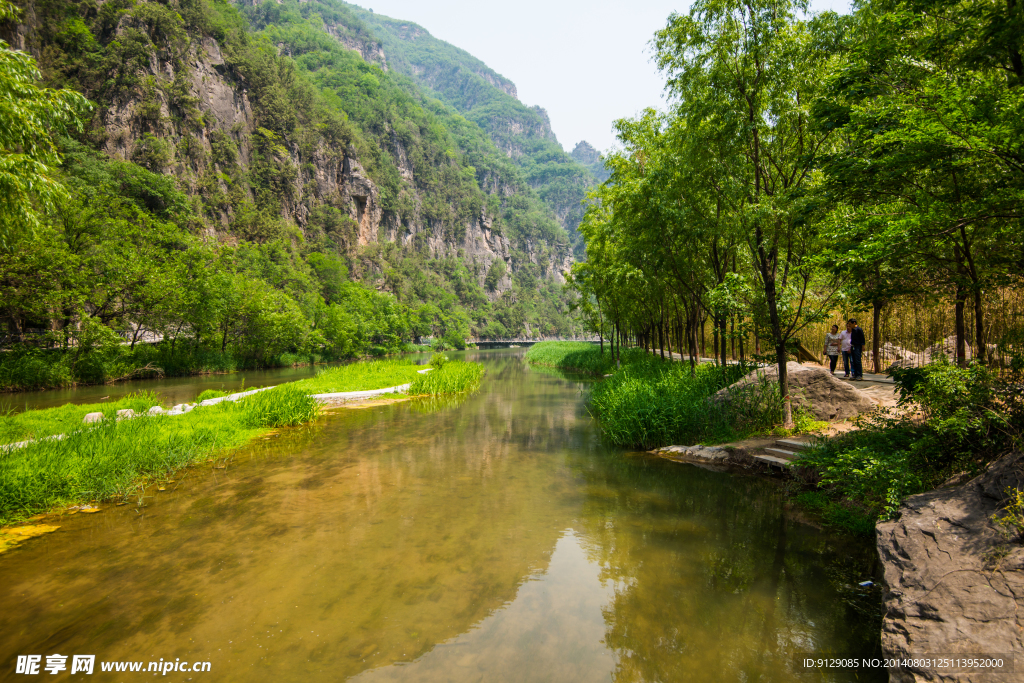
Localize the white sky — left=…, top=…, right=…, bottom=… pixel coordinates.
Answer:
left=358, top=0, right=852, bottom=154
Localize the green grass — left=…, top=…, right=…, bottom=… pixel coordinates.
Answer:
left=0, top=392, right=163, bottom=446
left=238, top=385, right=321, bottom=427
left=525, top=342, right=620, bottom=375
left=290, top=359, right=424, bottom=394
left=408, top=361, right=484, bottom=395
left=0, top=389, right=326, bottom=524
left=196, top=389, right=229, bottom=402
left=589, top=357, right=758, bottom=450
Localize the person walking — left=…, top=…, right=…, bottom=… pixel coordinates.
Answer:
left=839, top=321, right=853, bottom=378
left=823, top=324, right=842, bottom=374
left=849, top=318, right=865, bottom=380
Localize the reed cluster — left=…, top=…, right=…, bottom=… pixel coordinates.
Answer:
left=408, top=361, right=483, bottom=395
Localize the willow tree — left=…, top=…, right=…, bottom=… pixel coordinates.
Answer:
left=655, top=0, right=845, bottom=426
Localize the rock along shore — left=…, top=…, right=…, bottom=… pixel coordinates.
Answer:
left=876, top=451, right=1024, bottom=683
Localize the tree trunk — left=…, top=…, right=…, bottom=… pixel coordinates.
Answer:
left=955, top=284, right=967, bottom=367
left=872, top=300, right=883, bottom=374
left=973, top=287, right=986, bottom=364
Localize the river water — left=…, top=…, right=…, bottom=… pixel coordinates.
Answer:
left=0, top=349, right=882, bottom=682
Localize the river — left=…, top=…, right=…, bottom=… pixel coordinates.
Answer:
left=0, top=349, right=882, bottom=681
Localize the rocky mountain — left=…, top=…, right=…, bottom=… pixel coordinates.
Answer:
left=3, top=0, right=580, bottom=338
left=337, top=2, right=598, bottom=256
left=571, top=140, right=610, bottom=184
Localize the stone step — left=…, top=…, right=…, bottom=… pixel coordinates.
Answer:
left=754, top=455, right=791, bottom=468
left=764, top=447, right=799, bottom=461
left=775, top=438, right=811, bottom=451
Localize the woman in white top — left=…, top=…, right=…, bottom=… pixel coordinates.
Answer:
left=823, top=324, right=842, bottom=374
left=838, top=321, right=853, bottom=377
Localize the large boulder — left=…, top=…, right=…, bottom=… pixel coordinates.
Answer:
left=714, top=361, right=875, bottom=422
left=877, top=452, right=1024, bottom=682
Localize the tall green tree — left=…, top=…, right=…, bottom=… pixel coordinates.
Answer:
left=0, top=0, right=89, bottom=245
left=655, top=0, right=845, bottom=425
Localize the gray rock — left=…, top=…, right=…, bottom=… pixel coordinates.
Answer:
left=83, top=412, right=103, bottom=424
left=116, top=409, right=135, bottom=420
left=877, top=452, right=1024, bottom=682
left=148, top=406, right=164, bottom=415
left=714, top=361, right=875, bottom=422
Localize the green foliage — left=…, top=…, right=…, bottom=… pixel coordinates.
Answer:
left=428, top=353, right=449, bottom=370
left=798, top=360, right=1023, bottom=520
left=0, top=392, right=161, bottom=445
left=408, top=360, right=483, bottom=396
left=993, top=486, right=1024, bottom=541
left=0, top=0, right=90, bottom=244
left=238, top=384, right=321, bottom=427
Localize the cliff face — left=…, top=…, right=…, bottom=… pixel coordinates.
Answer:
left=876, top=451, right=1024, bottom=683
left=4, top=0, right=574, bottom=298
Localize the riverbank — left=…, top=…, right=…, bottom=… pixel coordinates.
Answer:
left=0, top=356, right=483, bottom=530
left=0, top=342, right=433, bottom=394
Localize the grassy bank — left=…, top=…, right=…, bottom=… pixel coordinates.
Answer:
left=793, top=360, right=1024, bottom=534
left=524, top=342, right=621, bottom=375
left=589, top=357, right=771, bottom=449
left=0, top=386, right=321, bottom=524
left=0, top=393, right=163, bottom=446
left=290, top=359, right=424, bottom=394
left=0, top=355, right=484, bottom=525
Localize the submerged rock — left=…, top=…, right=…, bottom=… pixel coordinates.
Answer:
left=877, top=452, right=1024, bottom=682
left=714, top=361, right=875, bottom=422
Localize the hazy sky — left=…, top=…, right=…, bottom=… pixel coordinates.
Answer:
left=356, top=0, right=852, bottom=154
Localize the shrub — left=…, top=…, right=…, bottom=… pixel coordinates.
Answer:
left=797, top=359, right=1024, bottom=522
left=428, top=353, right=449, bottom=370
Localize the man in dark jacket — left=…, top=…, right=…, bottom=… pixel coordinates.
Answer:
left=849, top=318, right=865, bottom=380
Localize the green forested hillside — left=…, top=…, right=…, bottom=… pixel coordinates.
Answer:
left=0, top=0, right=580, bottom=391
left=334, top=2, right=598, bottom=255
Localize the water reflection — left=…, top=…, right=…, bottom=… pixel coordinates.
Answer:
left=0, top=350, right=881, bottom=682
left=353, top=531, right=615, bottom=683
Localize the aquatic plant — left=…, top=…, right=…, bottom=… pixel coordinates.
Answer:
left=408, top=361, right=483, bottom=395
left=238, top=385, right=321, bottom=428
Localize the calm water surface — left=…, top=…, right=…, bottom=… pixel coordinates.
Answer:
left=0, top=350, right=883, bottom=681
